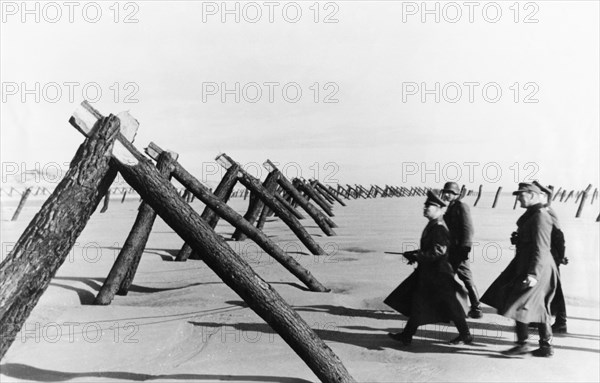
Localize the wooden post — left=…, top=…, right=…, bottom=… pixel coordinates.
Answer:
left=559, top=189, right=567, bottom=202
left=95, top=150, right=179, bottom=304
left=552, top=187, right=562, bottom=201
left=0, top=109, right=133, bottom=360
left=564, top=190, right=574, bottom=203
left=176, top=162, right=240, bottom=262
left=232, top=171, right=279, bottom=241
left=575, top=184, right=593, bottom=218
left=591, top=188, right=598, bottom=205
left=575, top=191, right=583, bottom=204
left=121, top=190, right=127, bottom=203
left=474, top=185, right=483, bottom=207
left=100, top=188, right=111, bottom=213
left=10, top=187, right=32, bottom=221
left=492, top=186, right=502, bottom=208
left=72, top=119, right=349, bottom=382
left=263, top=160, right=336, bottom=236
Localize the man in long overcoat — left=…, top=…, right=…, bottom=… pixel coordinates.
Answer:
left=533, top=181, right=568, bottom=333
left=481, top=182, right=558, bottom=357
left=385, top=190, right=472, bottom=346
left=441, top=181, right=482, bottom=318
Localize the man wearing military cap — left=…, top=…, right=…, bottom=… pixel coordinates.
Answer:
left=481, top=182, right=558, bottom=357
left=441, top=181, right=482, bottom=318
left=385, top=190, right=472, bottom=346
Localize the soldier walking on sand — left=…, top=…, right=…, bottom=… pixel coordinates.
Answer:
left=385, top=190, right=473, bottom=346
left=441, top=182, right=482, bottom=319
left=533, top=181, right=568, bottom=334
left=481, top=182, right=558, bottom=357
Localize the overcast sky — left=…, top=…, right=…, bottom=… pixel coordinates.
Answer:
left=1, top=1, right=598, bottom=190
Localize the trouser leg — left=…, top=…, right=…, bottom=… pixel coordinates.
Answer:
left=538, top=322, right=553, bottom=346
left=402, top=319, right=418, bottom=338
left=554, top=268, right=567, bottom=325
left=456, top=261, right=481, bottom=307
left=453, top=316, right=471, bottom=337
left=515, top=321, right=529, bottom=344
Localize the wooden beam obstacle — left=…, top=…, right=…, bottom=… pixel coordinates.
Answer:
left=68, top=106, right=350, bottom=382
left=138, top=145, right=327, bottom=291
left=0, top=110, right=135, bottom=360
left=259, top=160, right=337, bottom=235
left=217, top=154, right=330, bottom=253
left=176, top=161, right=240, bottom=262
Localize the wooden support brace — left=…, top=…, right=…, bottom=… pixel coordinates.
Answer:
left=96, top=149, right=178, bottom=303
left=232, top=171, right=279, bottom=241
left=176, top=163, right=240, bottom=262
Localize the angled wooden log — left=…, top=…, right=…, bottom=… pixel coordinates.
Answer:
left=591, top=188, right=598, bottom=205
left=296, top=179, right=334, bottom=217
left=73, top=123, right=348, bottom=382
left=311, top=180, right=335, bottom=205
left=0, top=107, right=136, bottom=360
left=492, top=187, right=502, bottom=208
left=121, top=190, right=128, bottom=203
left=291, top=179, right=337, bottom=227
left=310, top=181, right=335, bottom=210
left=10, top=187, right=32, bottom=221
left=474, top=184, right=483, bottom=207
left=141, top=147, right=327, bottom=286
left=232, top=171, right=279, bottom=241
left=95, top=150, right=178, bottom=304
left=576, top=184, right=593, bottom=218
left=263, top=160, right=336, bottom=236
left=217, top=155, right=329, bottom=254
left=320, top=183, right=346, bottom=206
left=176, top=163, right=241, bottom=262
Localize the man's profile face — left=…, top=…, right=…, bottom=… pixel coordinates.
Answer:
left=517, top=191, right=535, bottom=208
left=441, top=191, right=458, bottom=202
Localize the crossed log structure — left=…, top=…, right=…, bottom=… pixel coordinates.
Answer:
left=0, top=102, right=355, bottom=382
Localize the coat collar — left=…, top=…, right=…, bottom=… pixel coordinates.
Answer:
left=516, top=203, right=544, bottom=227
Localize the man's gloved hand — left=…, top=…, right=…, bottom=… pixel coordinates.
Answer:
left=510, top=231, right=518, bottom=245
left=523, top=274, right=538, bottom=287
left=403, top=250, right=419, bottom=265
left=561, top=257, right=569, bottom=265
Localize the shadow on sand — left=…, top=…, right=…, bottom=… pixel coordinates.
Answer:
left=0, top=364, right=313, bottom=383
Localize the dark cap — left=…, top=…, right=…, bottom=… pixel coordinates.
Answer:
left=532, top=180, right=553, bottom=196
left=442, top=182, right=460, bottom=195
left=425, top=190, right=446, bottom=207
left=512, top=182, right=543, bottom=195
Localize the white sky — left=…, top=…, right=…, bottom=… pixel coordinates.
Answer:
left=1, top=0, right=599, bottom=190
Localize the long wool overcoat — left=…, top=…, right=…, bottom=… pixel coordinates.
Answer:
left=481, top=203, right=558, bottom=323
left=384, top=217, right=468, bottom=325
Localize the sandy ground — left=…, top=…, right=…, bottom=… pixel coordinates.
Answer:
left=1, top=191, right=599, bottom=382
